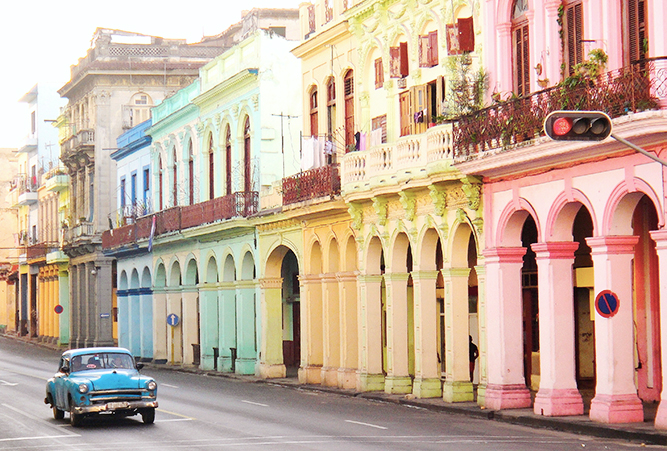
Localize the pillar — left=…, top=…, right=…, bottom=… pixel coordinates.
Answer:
left=586, top=236, right=643, bottom=423
left=236, top=280, right=258, bottom=374
left=411, top=270, right=441, bottom=398
left=532, top=242, right=584, bottom=416
left=258, top=277, right=286, bottom=378
left=357, top=274, right=384, bottom=391
left=298, top=274, right=323, bottom=384
left=384, top=272, right=411, bottom=394
left=483, top=247, right=532, bottom=410
left=152, top=288, right=168, bottom=363
left=321, top=273, right=340, bottom=386
left=337, top=271, right=358, bottom=389
left=219, top=283, right=236, bottom=372
left=650, top=230, right=667, bottom=429
left=199, top=284, right=219, bottom=370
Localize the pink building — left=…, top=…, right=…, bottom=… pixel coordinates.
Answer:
left=456, top=0, right=667, bottom=427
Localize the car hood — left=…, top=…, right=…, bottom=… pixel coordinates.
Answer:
left=71, top=370, right=148, bottom=391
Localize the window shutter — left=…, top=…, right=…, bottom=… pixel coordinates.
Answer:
left=308, top=5, right=315, bottom=34
left=419, top=35, right=429, bottom=67
left=458, top=17, right=475, bottom=52
left=564, top=2, right=583, bottom=75
left=375, top=58, right=384, bottom=89
left=436, top=75, right=445, bottom=116
left=399, top=41, right=409, bottom=77
left=446, top=24, right=460, bottom=55
left=513, top=23, right=530, bottom=97
left=390, top=46, right=400, bottom=78
left=429, top=31, right=439, bottom=66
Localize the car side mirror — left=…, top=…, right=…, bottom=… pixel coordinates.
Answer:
left=136, top=363, right=144, bottom=370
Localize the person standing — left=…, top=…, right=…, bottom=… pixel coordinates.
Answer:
left=469, top=335, right=479, bottom=383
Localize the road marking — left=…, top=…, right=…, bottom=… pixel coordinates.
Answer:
left=0, top=380, right=18, bottom=386
left=0, top=434, right=79, bottom=442
left=345, top=420, right=388, bottom=430
left=1, top=403, right=80, bottom=437
left=242, top=400, right=269, bottom=407
left=161, top=383, right=179, bottom=388
left=155, top=418, right=193, bottom=423
left=156, top=408, right=196, bottom=420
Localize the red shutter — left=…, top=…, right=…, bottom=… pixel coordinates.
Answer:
left=513, top=23, right=530, bottom=96
left=375, top=58, right=384, bottom=89
left=446, top=24, right=460, bottom=55
left=458, top=17, right=474, bottom=52
left=390, top=46, right=400, bottom=77
left=419, top=35, right=428, bottom=67
left=399, top=42, right=409, bottom=77
left=429, top=31, right=439, bottom=66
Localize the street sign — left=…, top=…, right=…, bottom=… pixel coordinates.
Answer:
left=100, top=313, right=110, bottom=319
left=54, top=305, right=64, bottom=314
left=167, top=313, right=180, bottom=327
left=595, top=290, right=620, bottom=318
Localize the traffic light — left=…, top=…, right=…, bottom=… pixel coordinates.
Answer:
left=544, top=111, right=612, bottom=141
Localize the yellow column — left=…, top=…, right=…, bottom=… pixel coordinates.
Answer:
left=337, top=271, right=358, bottom=389
left=258, top=277, right=286, bottom=378
left=411, top=270, right=441, bottom=398
left=357, top=274, right=384, bottom=392
left=298, top=274, right=323, bottom=384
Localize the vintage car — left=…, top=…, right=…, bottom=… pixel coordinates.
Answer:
left=45, top=347, right=158, bottom=426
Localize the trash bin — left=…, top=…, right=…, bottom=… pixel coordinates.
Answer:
left=192, top=344, right=201, bottom=366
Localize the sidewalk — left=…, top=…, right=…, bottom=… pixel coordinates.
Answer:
left=9, top=333, right=667, bottom=446
left=147, top=362, right=667, bottom=446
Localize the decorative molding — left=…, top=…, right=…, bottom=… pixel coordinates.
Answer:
left=372, top=197, right=388, bottom=226
left=398, top=191, right=417, bottom=222
left=428, top=185, right=447, bottom=217
left=348, top=203, right=364, bottom=231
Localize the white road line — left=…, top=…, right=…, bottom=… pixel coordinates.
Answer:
left=345, top=420, right=388, bottom=429
left=0, top=380, right=18, bottom=386
left=0, top=434, right=79, bottom=442
left=241, top=400, right=269, bottom=407
left=154, top=418, right=193, bottom=423
left=160, top=383, right=179, bottom=388
left=2, top=403, right=80, bottom=437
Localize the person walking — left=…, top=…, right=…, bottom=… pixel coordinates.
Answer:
left=469, top=335, right=479, bottom=383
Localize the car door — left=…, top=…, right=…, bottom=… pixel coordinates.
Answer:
left=53, top=357, right=69, bottom=408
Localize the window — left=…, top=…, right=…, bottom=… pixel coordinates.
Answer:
left=188, top=140, right=194, bottom=205
left=371, top=114, right=387, bottom=146
left=310, top=88, right=318, bottom=136
left=172, top=148, right=178, bottom=207
left=374, top=58, right=384, bottom=89
left=327, top=77, right=336, bottom=139
left=623, top=0, right=648, bottom=65
left=225, top=127, right=232, bottom=195
left=158, top=157, right=163, bottom=211
left=390, top=42, right=409, bottom=78
left=131, top=173, right=137, bottom=207
left=268, top=27, right=286, bottom=38
left=208, top=134, right=215, bottom=200
left=511, top=0, right=530, bottom=97
left=243, top=118, right=251, bottom=193
left=419, top=31, right=439, bottom=67
left=120, top=178, right=126, bottom=209
left=324, top=0, right=333, bottom=23
left=446, top=17, right=474, bottom=55
left=307, top=4, right=316, bottom=36
left=143, top=168, right=150, bottom=207
left=344, top=71, right=355, bottom=151
left=563, top=1, right=584, bottom=76
left=398, top=78, right=445, bottom=137
left=135, top=95, right=148, bottom=105
left=30, top=111, right=36, bottom=134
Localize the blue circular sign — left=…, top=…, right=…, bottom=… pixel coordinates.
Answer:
left=54, top=304, right=64, bottom=314
left=595, top=290, right=619, bottom=318
left=167, top=313, right=180, bottom=327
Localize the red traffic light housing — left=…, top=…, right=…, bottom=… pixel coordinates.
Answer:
left=544, top=111, right=612, bottom=141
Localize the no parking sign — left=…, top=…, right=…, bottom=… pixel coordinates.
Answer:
left=595, top=290, right=620, bottom=318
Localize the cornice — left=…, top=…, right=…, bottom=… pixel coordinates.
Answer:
left=192, top=69, right=259, bottom=109
left=291, top=20, right=350, bottom=59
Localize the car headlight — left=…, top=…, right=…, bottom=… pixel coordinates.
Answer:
left=78, top=383, right=89, bottom=394
left=147, top=380, right=157, bottom=391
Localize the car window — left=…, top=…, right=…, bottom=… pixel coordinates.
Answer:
left=70, top=353, right=135, bottom=371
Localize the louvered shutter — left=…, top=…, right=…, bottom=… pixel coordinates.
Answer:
left=375, top=58, right=384, bottom=89
left=390, top=46, right=400, bottom=78
left=446, top=24, right=460, bottom=55
left=458, top=17, right=475, bottom=52
left=429, top=31, right=439, bottom=66
left=513, top=23, right=530, bottom=96
left=564, top=1, right=583, bottom=75
left=399, top=42, right=409, bottom=77
left=419, top=35, right=429, bottom=67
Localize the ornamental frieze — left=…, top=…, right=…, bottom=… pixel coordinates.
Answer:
left=256, top=219, right=300, bottom=232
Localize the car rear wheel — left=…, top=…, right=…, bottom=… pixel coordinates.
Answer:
left=69, top=406, right=82, bottom=427
left=53, top=406, right=64, bottom=420
left=141, top=407, right=155, bottom=424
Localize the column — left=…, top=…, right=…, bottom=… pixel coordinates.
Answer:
left=139, top=286, right=154, bottom=360
left=152, top=288, right=168, bottom=363
left=586, top=236, right=643, bottom=423
left=337, top=271, right=358, bottom=390
left=384, top=272, right=411, bottom=394
left=258, top=277, right=286, bottom=378
left=357, top=274, right=384, bottom=391
left=58, top=268, right=69, bottom=346
left=532, top=242, right=584, bottom=416
left=129, top=288, right=141, bottom=355
left=182, top=288, right=199, bottom=367
left=442, top=267, right=474, bottom=402
left=321, top=273, right=340, bottom=386
left=475, top=263, right=488, bottom=406
left=199, top=284, right=219, bottom=370
left=411, top=270, right=441, bottom=398
left=69, top=265, right=80, bottom=347
left=298, top=274, right=323, bottom=384
left=93, top=259, right=113, bottom=347
left=219, top=283, right=236, bottom=372
left=483, top=247, right=532, bottom=410
left=236, top=280, right=258, bottom=374
left=117, top=288, right=129, bottom=350
left=650, top=230, right=667, bottom=429
left=166, top=288, right=183, bottom=364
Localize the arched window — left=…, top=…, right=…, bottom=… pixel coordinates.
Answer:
left=243, top=117, right=251, bottom=193
left=172, top=147, right=178, bottom=207
left=158, top=156, right=164, bottom=211
left=511, top=0, right=530, bottom=96
left=208, top=134, right=214, bottom=200
left=344, top=70, right=355, bottom=152
left=309, top=88, right=318, bottom=137
left=326, top=77, right=336, bottom=140
left=225, top=126, right=232, bottom=195
left=188, top=139, right=194, bottom=205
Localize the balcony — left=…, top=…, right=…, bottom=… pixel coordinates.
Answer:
left=61, top=129, right=95, bottom=158
left=282, top=164, right=341, bottom=205
left=64, top=221, right=95, bottom=242
left=102, top=192, right=259, bottom=250
left=341, top=122, right=454, bottom=194
left=17, top=134, right=37, bottom=153
left=44, top=167, right=69, bottom=192
left=453, top=57, right=667, bottom=163
left=12, top=174, right=39, bottom=205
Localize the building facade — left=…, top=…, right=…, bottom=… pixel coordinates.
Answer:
left=0, top=148, right=18, bottom=334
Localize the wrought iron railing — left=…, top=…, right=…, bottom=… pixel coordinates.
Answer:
left=282, top=164, right=341, bottom=205
left=102, top=191, right=259, bottom=250
left=453, top=57, right=667, bottom=161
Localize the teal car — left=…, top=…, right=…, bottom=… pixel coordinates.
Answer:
left=45, top=347, right=158, bottom=427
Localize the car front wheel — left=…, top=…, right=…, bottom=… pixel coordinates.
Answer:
left=141, top=407, right=155, bottom=424
left=69, top=406, right=82, bottom=427
left=53, top=406, right=64, bottom=420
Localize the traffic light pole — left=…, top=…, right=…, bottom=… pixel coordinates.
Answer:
left=611, top=134, right=667, bottom=167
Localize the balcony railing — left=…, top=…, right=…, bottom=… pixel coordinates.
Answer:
left=64, top=222, right=95, bottom=242
left=453, top=57, right=667, bottom=161
left=62, top=129, right=95, bottom=155
left=282, top=164, right=341, bottom=205
left=341, top=122, right=455, bottom=186
left=102, top=191, right=259, bottom=250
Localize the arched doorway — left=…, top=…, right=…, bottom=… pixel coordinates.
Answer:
left=281, top=250, right=300, bottom=372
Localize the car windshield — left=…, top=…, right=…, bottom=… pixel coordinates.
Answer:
left=70, top=353, right=135, bottom=372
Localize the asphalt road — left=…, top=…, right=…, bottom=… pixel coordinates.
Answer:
left=0, top=336, right=657, bottom=450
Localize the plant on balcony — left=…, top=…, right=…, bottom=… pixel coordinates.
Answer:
left=444, top=53, right=489, bottom=119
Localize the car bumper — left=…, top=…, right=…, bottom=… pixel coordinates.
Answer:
left=72, top=400, right=158, bottom=415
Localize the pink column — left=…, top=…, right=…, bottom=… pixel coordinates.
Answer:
left=532, top=242, right=584, bottom=416
left=586, top=236, right=643, bottom=423
left=483, top=247, right=532, bottom=410
left=649, top=230, right=667, bottom=429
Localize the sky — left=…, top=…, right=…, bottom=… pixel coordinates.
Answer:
left=0, top=0, right=301, bottom=149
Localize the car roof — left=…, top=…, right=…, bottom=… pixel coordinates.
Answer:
left=62, top=347, right=132, bottom=358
